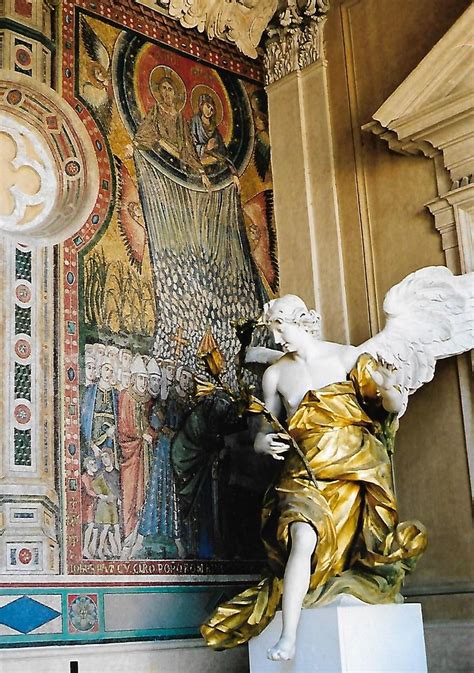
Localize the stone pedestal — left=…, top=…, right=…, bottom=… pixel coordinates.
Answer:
left=248, top=599, right=427, bottom=673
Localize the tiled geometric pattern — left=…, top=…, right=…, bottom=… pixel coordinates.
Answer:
left=15, top=248, right=32, bottom=282
left=13, top=428, right=31, bottom=466
left=0, top=596, right=61, bottom=634
left=13, top=245, right=32, bottom=466
left=0, top=585, right=245, bottom=645
left=14, top=363, right=31, bottom=400
left=14, top=305, right=31, bottom=335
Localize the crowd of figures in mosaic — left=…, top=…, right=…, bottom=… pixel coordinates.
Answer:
left=75, top=11, right=278, bottom=566
left=80, top=343, right=194, bottom=560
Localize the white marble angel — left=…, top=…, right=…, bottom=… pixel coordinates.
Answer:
left=201, top=266, right=473, bottom=660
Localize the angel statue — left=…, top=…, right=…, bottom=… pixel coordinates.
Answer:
left=201, top=266, right=473, bottom=661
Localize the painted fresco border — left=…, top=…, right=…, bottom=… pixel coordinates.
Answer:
left=65, top=0, right=263, bottom=82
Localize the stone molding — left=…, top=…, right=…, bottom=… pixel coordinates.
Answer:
left=135, top=0, right=331, bottom=69
left=136, top=0, right=280, bottom=58
left=363, top=4, right=474, bottom=184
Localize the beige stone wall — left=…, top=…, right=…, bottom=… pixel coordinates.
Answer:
left=269, top=0, right=473, bottom=622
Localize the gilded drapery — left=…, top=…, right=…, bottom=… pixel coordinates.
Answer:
left=201, top=355, right=427, bottom=649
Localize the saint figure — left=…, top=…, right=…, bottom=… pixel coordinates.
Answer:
left=118, top=355, right=156, bottom=541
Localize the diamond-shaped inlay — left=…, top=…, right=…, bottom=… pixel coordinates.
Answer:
left=0, top=596, right=61, bottom=634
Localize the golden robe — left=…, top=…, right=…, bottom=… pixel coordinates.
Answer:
left=201, top=355, right=427, bottom=649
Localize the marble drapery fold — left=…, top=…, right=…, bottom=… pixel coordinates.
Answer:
left=201, top=355, right=427, bottom=649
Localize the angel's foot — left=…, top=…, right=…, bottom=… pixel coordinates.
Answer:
left=267, top=635, right=296, bottom=661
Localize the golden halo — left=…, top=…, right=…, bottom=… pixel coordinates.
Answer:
left=149, top=65, right=186, bottom=112
left=190, top=85, right=224, bottom=126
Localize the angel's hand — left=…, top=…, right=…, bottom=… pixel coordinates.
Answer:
left=254, top=432, right=290, bottom=461
left=370, top=361, right=396, bottom=389
left=370, top=362, right=408, bottom=415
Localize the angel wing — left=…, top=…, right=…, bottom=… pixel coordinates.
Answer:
left=80, top=16, right=110, bottom=71
left=355, top=266, right=473, bottom=400
left=80, top=16, right=112, bottom=133
left=114, top=155, right=147, bottom=271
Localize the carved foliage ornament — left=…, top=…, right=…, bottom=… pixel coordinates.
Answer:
left=136, top=1, right=330, bottom=59
left=138, top=0, right=279, bottom=58
left=264, top=17, right=325, bottom=85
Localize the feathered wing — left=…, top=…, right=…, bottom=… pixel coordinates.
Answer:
left=80, top=16, right=113, bottom=133
left=355, top=267, right=474, bottom=406
left=80, top=16, right=110, bottom=71
left=114, top=155, right=147, bottom=270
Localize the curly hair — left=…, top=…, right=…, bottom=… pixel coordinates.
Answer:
left=260, top=295, right=321, bottom=338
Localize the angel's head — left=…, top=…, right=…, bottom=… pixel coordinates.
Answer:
left=260, top=295, right=321, bottom=353
left=87, top=62, right=108, bottom=88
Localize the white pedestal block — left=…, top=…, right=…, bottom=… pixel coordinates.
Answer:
left=248, top=599, right=428, bottom=673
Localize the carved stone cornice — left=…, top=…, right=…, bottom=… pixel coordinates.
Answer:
left=364, top=5, right=474, bottom=183
left=137, top=0, right=279, bottom=58
left=362, top=120, right=438, bottom=159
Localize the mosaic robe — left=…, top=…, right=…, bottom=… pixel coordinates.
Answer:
left=132, top=105, right=265, bottom=381
left=81, top=384, right=119, bottom=468
left=118, top=387, right=155, bottom=539
left=138, top=411, right=180, bottom=543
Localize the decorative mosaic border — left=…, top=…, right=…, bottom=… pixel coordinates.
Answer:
left=13, top=245, right=33, bottom=469
left=64, top=0, right=263, bottom=81
left=0, top=581, right=246, bottom=646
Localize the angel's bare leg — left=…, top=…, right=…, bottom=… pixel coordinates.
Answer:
left=267, top=521, right=317, bottom=661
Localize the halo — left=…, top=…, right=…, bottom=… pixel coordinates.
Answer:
left=190, top=85, right=224, bottom=126
left=149, top=65, right=186, bottom=112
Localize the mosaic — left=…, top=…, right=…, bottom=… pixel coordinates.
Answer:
left=62, top=3, right=278, bottom=575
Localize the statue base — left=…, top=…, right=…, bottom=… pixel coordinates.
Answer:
left=248, top=597, right=427, bottom=673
